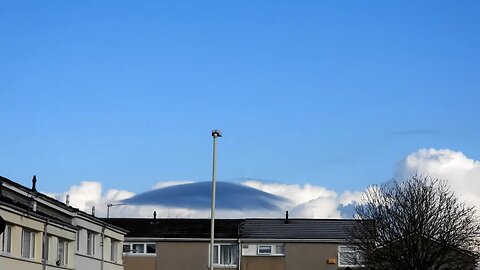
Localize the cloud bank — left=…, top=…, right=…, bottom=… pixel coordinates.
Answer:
left=48, top=148, right=480, bottom=219
left=395, top=148, right=480, bottom=210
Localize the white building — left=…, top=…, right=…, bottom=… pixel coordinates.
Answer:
left=0, top=175, right=127, bottom=270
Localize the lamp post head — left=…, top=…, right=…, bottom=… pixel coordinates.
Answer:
left=211, top=130, right=222, bottom=138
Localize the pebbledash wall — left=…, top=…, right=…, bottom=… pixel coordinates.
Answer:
left=105, top=217, right=360, bottom=270
left=0, top=176, right=127, bottom=270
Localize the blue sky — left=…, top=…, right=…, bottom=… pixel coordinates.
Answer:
left=1, top=0, right=479, bottom=198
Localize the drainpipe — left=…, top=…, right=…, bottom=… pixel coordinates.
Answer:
left=42, top=219, right=49, bottom=270
left=237, top=238, right=242, bottom=270
left=101, top=224, right=106, bottom=270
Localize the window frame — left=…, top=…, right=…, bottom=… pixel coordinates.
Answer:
left=76, top=231, right=80, bottom=252
left=86, top=231, right=95, bottom=256
left=123, top=242, right=156, bottom=255
left=21, top=228, right=36, bottom=259
left=213, top=244, right=239, bottom=266
left=110, top=240, right=118, bottom=262
left=1, top=223, right=12, bottom=254
left=257, top=245, right=273, bottom=255
left=43, top=234, right=50, bottom=263
left=57, top=238, right=69, bottom=266
left=338, top=245, right=362, bottom=268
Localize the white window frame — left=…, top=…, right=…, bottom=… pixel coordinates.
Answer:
left=213, top=244, right=238, bottom=266
left=57, top=238, right=69, bottom=266
left=123, top=242, right=156, bottom=255
left=1, top=224, right=12, bottom=254
left=21, top=228, right=36, bottom=259
left=86, top=231, right=95, bottom=256
left=110, top=240, right=118, bottom=262
left=257, top=245, right=273, bottom=255
left=338, top=245, right=362, bottom=267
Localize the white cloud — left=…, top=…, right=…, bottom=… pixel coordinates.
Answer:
left=152, top=181, right=193, bottom=190
left=242, top=181, right=361, bottom=218
left=47, top=148, right=480, bottom=219
left=395, top=148, right=480, bottom=209
left=49, top=181, right=135, bottom=217
left=48, top=180, right=362, bottom=219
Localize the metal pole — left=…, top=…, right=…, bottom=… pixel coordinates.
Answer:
left=209, top=129, right=221, bottom=270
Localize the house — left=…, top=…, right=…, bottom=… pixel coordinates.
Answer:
left=0, top=175, right=127, bottom=270
left=103, top=217, right=242, bottom=270
left=104, top=215, right=358, bottom=270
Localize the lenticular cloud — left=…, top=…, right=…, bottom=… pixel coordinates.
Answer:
left=47, top=148, right=480, bottom=219
left=122, top=181, right=288, bottom=210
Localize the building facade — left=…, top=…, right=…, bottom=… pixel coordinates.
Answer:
left=0, top=176, right=127, bottom=270
left=105, top=216, right=358, bottom=270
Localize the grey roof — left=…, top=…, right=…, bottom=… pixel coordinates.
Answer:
left=102, top=218, right=242, bottom=239
left=104, top=218, right=357, bottom=241
left=240, top=219, right=356, bottom=240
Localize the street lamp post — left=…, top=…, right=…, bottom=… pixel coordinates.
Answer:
left=209, top=129, right=222, bottom=270
left=106, top=203, right=126, bottom=218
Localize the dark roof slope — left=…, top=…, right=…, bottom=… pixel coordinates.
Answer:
left=104, top=218, right=357, bottom=241
left=102, top=218, right=242, bottom=239
left=240, top=219, right=356, bottom=240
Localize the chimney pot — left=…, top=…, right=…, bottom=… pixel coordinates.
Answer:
left=285, top=211, right=289, bottom=224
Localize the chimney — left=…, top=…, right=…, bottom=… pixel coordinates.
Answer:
left=66, top=194, right=70, bottom=206
left=32, top=175, right=37, bottom=192
left=153, top=211, right=157, bottom=220
left=285, top=211, right=289, bottom=224
left=92, top=206, right=96, bottom=216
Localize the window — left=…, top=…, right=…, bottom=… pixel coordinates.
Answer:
left=123, top=243, right=156, bottom=255
left=146, top=244, right=156, bottom=254
left=111, top=240, right=118, bottom=261
left=258, top=245, right=272, bottom=255
left=213, top=244, right=238, bottom=266
left=1, top=224, right=12, bottom=253
left=57, top=238, right=69, bottom=266
left=275, top=244, right=285, bottom=255
left=242, top=243, right=285, bottom=256
left=21, top=228, right=36, bottom=259
left=87, top=231, right=95, bottom=255
left=338, top=245, right=362, bottom=267
left=43, top=234, right=49, bottom=262
left=132, top=243, right=144, bottom=253
left=76, top=231, right=80, bottom=251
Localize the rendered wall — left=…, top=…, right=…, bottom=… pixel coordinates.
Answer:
left=241, top=256, right=285, bottom=270
left=285, top=243, right=339, bottom=270
left=156, top=242, right=208, bottom=270
left=124, top=255, right=156, bottom=270
left=75, top=253, right=101, bottom=270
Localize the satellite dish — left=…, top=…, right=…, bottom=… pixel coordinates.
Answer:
left=0, top=216, right=5, bottom=234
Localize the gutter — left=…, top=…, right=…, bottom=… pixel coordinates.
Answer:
left=101, top=225, right=106, bottom=270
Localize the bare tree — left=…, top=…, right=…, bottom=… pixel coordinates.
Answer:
left=348, top=174, right=480, bottom=270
